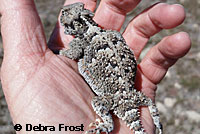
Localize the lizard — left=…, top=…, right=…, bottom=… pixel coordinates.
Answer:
left=59, top=2, right=163, bottom=134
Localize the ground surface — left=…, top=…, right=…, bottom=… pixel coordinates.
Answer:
left=0, top=0, right=199, bottom=134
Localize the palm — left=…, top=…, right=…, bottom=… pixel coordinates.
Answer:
left=0, top=0, right=190, bottom=134
left=25, top=53, right=94, bottom=127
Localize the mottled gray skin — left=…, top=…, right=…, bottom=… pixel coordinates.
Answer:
left=60, top=2, right=163, bottom=134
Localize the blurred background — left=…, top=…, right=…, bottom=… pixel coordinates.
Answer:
left=0, top=0, right=199, bottom=134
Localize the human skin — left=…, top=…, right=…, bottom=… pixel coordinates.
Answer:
left=0, top=0, right=191, bottom=134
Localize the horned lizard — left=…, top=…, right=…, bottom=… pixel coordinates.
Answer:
left=59, top=2, right=163, bottom=134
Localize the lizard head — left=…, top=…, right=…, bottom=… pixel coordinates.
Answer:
left=60, top=2, right=95, bottom=37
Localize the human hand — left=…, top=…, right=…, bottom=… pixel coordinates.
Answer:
left=0, top=0, right=191, bottom=134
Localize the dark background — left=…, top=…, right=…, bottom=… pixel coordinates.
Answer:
left=0, top=0, right=199, bottom=134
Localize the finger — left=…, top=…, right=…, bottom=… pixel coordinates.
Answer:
left=94, top=0, right=141, bottom=30
left=135, top=32, right=191, bottom=134
left=123, top=3, right=186, bottom=59
left=136, top=32, right=191, bottom=95
left=48, top=0, right=97, bottom=52
left=0, top=0, right=47, bottom=60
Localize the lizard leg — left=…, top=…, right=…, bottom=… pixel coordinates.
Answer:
left=114, top=105, right=146, bottom=134
left=59, top=47, right=82, bottom=60
left=59, top=38, right=83, bottom=60
left=86, top=96, right=114, bottom=134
